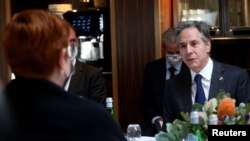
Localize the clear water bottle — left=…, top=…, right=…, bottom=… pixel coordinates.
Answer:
left=106, top=97, right=114, bottom=117
left=187, top=111, right=205, bottom=141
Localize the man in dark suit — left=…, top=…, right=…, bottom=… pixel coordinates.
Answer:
left=67, top=60, right=107, bottom=106
left=64, top=28, right=107, bottom=107
left=163, top=21, right=250, bottom=123
left=140, top=28, right=189, bottom=136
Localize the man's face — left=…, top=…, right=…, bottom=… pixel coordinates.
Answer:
left=67, top=28, right=78, bottom=60
left=178, top=27, right=211, bottom=73
left=69, top=28, right=77, bottom=42
left=165, top=42, right=182, bottom=66
left=63, top=28, right=78, bottom=80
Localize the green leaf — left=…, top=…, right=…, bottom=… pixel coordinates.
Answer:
left=156, top=89, right=250, bottom=141
left=216, top=89, right=230, bottom=102
left=192, top=103, right=203, bottom=111
left=180, top=112, right=191, bottom=125
left=156, top=120, right=190, bottom=141
left=155, top=131, right=171, bottom=141
left=245, top=103, right=250, bottom=113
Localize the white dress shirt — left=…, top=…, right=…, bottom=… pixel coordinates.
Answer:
left=166, top=59, right=182, bottom=80
left=64, top=59, right=76, bottom=91
left=191, top=58, right=213, bottom=104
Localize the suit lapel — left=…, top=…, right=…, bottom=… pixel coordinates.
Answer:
left=68, top=60, right=84, bottom=93
left=68, top=74, right=79, bottom=93
left=209, top=61, right=224, bottom=99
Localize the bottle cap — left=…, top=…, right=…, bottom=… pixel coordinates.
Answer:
left=190, top=111, right=199, bottom=124
left=190, top=111, right=199, bottom=118
left=106, top=97, right=113, bottom=103
left=209, top=114, right=218, bottom=125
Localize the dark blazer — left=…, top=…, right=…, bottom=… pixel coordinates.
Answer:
left=3, top=77, right=126, bottom=141
left=141, top=58, right=189, bottom=124
left=68, top=60, right=107, bottom=106
left=163, top=60, right=250, bottom=123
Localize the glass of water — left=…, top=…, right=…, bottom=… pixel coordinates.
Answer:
left=126, top=123, right=141, bottom=140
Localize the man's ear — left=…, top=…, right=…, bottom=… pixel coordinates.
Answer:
left=206, top=41, right=211, bottom=53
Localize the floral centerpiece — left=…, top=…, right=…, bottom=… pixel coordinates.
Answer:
left=155, top=90, right=250, bottom=141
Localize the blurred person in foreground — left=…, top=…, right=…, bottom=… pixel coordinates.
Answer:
left=2, top=9, right=126, bottom=141
left=163, top=21, right=250, bottom=123
left=65, top=28, right=107, bottom=107
left=0, top=80, right=3, bottom=92
left=140, top=28, right=188, bottom=135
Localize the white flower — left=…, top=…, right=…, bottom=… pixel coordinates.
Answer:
left=203, top=98, right=217, bottom=113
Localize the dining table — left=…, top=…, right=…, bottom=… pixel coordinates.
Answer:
left=134, top=136, right=156, bottom=141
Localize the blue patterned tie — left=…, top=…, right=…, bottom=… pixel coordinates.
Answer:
left=194, top=74, right=206, bottom=104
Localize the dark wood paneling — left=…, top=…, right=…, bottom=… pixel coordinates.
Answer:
left=211, top=38, right=250, bottom=71
left=11, top=0, right=51, bottom=15
left=113, top=0, right=156, bottom=131
left=0, top=0, right=10, bottom=85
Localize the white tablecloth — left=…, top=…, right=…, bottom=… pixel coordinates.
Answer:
left=135, top=136, right=156, bottom=141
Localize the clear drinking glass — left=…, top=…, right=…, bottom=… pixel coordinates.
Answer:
left=126, top=123, right=141, bottom=140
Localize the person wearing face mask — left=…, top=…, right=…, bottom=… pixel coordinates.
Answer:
left=64, top=28, right=107, bottom=107
left=1, top=9, right=126, bottom=141
left=140, top=27, right=189, bottom=136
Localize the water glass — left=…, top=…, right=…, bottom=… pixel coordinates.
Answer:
left=126, top=123, right=141, bottom=140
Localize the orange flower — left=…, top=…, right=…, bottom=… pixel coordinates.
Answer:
left=217, top=97, right=236, bottom=120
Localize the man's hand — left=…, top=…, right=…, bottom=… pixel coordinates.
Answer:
left=154, top=117, right=164, bottom=132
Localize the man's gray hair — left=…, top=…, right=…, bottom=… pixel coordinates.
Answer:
left=175, top=21, right=211, bottom=44
left=162, top=27, right=177, bottom=45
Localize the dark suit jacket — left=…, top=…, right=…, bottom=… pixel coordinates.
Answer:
left=141, top=58, right=189, bottom=124
left=163, top=60, right=250, bottom=123
left=68, top=60, right=107, bottom=106
left=3, top=77, right=126, bottom=141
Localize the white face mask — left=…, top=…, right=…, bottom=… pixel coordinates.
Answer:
left=67, top=44, right=78, bottom=61
left=166, top=54, right=182, bottom=65
left=62, top=60, right=75, bottom=89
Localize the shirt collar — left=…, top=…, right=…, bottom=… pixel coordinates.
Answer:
left=72, top=58, right=76, bottom=67
left=190, top=57, right=213, bottom=81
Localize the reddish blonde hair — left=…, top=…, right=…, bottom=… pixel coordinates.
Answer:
left=3, top=9, right=71, bottom=78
